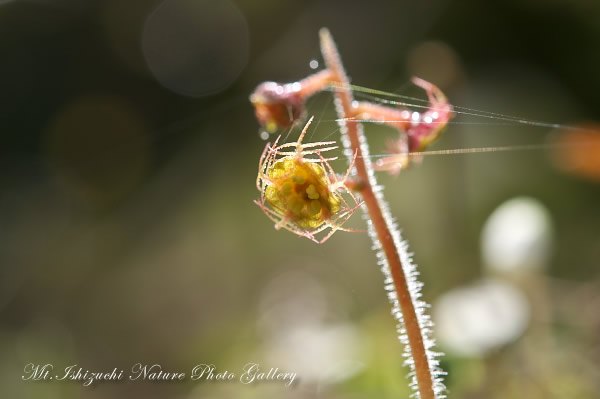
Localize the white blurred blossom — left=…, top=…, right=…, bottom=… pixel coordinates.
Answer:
left=258, top=270, right=366, bottom=386
left=265, top=322, right=365, bottom=385
left=481, top=197, right=553, bottom=273
left=433, top=279, right=530, bottom=357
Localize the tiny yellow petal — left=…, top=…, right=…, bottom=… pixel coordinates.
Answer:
left=289, top=197, right=304, bottom=214
left=265, top=120, right=277, bottom=133
left=281, top=182, right=293, bottom=196
left=308, top=199, right=322, bottom=215
left=306, top=184, right=320, bottom=199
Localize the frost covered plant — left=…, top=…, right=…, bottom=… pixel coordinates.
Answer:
left=251, top=29, right=452, bottom=399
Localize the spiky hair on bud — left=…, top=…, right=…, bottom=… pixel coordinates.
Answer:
left=255, top=117, right=362, bottom=243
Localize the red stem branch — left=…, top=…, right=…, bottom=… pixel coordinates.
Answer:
left=319, top=28, right=436, bottom=399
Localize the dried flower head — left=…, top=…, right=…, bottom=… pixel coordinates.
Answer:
left=255, top=117, right=361, bottom=243
left=407, top=77, right=453, bottom=152
left=374, top=77, right=454, bottom=175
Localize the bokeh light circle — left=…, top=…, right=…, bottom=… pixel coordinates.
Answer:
left=406, top=41, right=462, bottom=89
left=142, top=0, right=249, bottom=97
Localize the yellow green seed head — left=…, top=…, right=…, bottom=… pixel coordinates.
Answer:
left=264, top=158, right=341, bottom=228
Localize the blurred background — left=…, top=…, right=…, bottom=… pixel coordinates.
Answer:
left=1, top=0, right=599, bottom=398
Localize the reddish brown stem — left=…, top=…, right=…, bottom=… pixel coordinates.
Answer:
left=297, top=70, right=415, bottom=132
left=353, top=102, right=413, bottom=131
left=319, top=29, right=436, bottom=399
left=297, top=69, right=334, bottom=99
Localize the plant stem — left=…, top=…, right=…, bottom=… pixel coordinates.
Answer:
left=319, top=28, right=438, bottom=399
left=297, top=69, right=334, bottom=99
left=353, top=102, right=413, bottom=131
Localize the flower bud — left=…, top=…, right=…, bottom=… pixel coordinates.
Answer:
left=250, top=81, right=305, bottom=133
